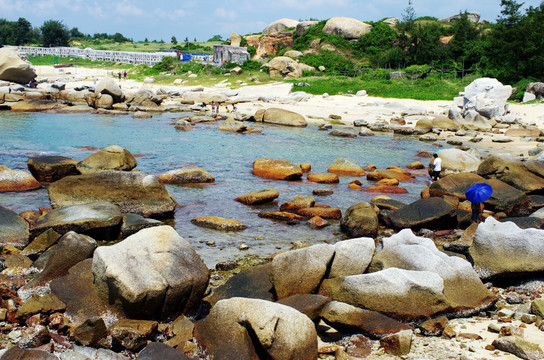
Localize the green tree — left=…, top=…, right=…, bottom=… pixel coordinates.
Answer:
left=171, top=36, right=177, bottom=44
left=207, top=34, right=223, bottom=42
left=353, top=21, right=396, bottom=58
left=112, top=32, right=129, bottom=42
left=69, top=27, right=85, bottom=39
left=448, top=12, right=482, bottom=66
left=40, top=20, right=69, bottom=46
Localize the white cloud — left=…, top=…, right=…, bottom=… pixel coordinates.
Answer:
left=214, top=8, right=238, bottom=21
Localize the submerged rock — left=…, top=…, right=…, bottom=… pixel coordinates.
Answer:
left=158, top=168, right=214, bottom=184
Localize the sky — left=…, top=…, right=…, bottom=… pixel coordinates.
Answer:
left=1, top=0, right=542, bottom=42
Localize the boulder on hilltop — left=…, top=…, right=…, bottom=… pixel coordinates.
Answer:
left=263, top=18, right=299, bottom=34
left=322, top=17, right=372, bottom=39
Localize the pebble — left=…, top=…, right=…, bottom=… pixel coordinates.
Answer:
left=206, top=240, right=216, bottom=247
left=238, top=243, right=249, bottom=250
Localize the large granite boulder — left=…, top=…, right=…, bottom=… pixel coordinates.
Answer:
left=263, top=18, right=299, bottom=34
left=478, top=156, right=544, bottom=194
left=270, top=244, right=335, bottom=299
left=126, top=89, right=163, bottom=106
left=265, top=57, right=314, bottom=79
left=76, top=145, right=137, bottom=174
left=92, top=226, right=209, bottom=319
left=469, top=217, right=544, bottom=280
left=0, top=165, right=41, bottom=192
left=0, top=205, right=29, bottom=249
left=296, top=21, right=319, bottom=36
left=24, top=231, right=97, bottom=289
left=27, top=155, right=79, bottom=182
left=30, top=202, right=123, bottom=240
left=429, top=173, right=531, bottom=216
left=95, top=77, right=124, bottom=103
left=322, top=17, right=372, bottom=39
left=0, top=48, right=37, bottom=84
left=252, top=158, right=303, bottom=180
left=462, top=77, right=512, bottom=119
left=440, top=12, right=481, bottom=23
left=434, top=149, right=481, bottom=176
left=340, top=202, right=379, bottom=238
left=328, top=158, right=365, bottom=176
left=329, top=238, right=375, bottom=278
left=368, top=229, right=496, bottom=317
left=262, top=107, right=307, bottom=127
left=48, top=172, right=177, bottom=218
left=386, top=197, right=457, bottom=230
left=194, top=298, right=317, bottom=360
left=158, top=168, right=214, bottom=184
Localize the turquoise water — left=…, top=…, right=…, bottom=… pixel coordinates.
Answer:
left=0, top=111, right=435, bottom=266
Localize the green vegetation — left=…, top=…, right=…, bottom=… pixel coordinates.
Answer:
left=28, top=54, right=133, bottom=69
left=287, top=74, right=478, bottom=100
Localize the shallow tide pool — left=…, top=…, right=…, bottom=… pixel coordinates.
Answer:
left=0, top=111, right=436, bottom=266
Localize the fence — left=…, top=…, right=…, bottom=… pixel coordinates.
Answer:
left=17, top=46, right=180, bottom=66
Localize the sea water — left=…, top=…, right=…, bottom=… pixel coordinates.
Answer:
left=0, top=111, right=436, bottom=266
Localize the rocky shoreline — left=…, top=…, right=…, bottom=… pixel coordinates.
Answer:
left=2, top=57, right=544, bottom=358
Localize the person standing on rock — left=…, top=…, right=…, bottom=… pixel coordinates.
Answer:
left=430, top=152, right=442, bottom=182
left=123, top=71, right=127, bottom=80
left=471, top=201, right=484, bottom=223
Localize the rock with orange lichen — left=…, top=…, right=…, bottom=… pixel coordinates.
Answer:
left=366, top=186, right=408, bottom=194
left=299, top=163, right=311, bottom=173
left=328, top=158, right=365, bottom=176
left=0, top=165, right=41, bottom=192
left=191, top=216, right=247, bottom=231
left=377, top=178, right=399, bottom=186
left=308, top=216, right=329, bottom=229
left=235, top=188, right=279, bottom=205
left=348, top=183, right=363, bottom=190
left=307, top=173, right=339, bottom=184
left=258, top=211, right=307, bottom=224
left=297, top=207, right=342, bottom=219
left=252, top=158, right=303, bottom=180
left=367, top=168, right=415, bottom=182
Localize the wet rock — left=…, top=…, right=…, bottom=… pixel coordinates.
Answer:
left=262, top=107, right=307, bottom=127
left=308, top=216, right=329, bottom=229
left=406, top=161, right=424, bottom=170
left=218, top=117, right=247, bottom=132
left=194, top=298, right=317, bottom=360
left=0, top=346, right=57, bottom=359
left=158, top=168, right=214, bottom=184
left=340, top=202, right=378, bottom=238
left=329, top=130, right=356, bottom=138
left=73, top=317, right=107, bottom=346
left=252, top=158, right=303, bottom=180
left=30, top=202, right=123, bottom=240
left=313, top=189, right=334, bottom=196
left=0, top=205, right=29, bottom=249
left=92, top=226, right=209, bottom=319
left=366, top=185, right=408, bottom=194
left=235, top=188, right=279, bottom=205
left=270, top=244, right=335, bottom=299
left=258, top=211, right=307, bottom=224
left=119, top=213, right=162, bottom=239
left=0, top=165, right=41, bottom=192
left=297, top=207, right=341, bottom=219
left=470, top=217, right=544, bottom=280
left=76, top=145, right=137, bottom=174
left=48, top=171, right=177, bottom=218
left=24, top=231, right=96, bottom=289
left=387, top=197, right=457, bottom=230
left=280, top=195, right=315, bottom=212
left=371, top=198, right=406, bottom=211
left=191, top=216, right=247, bottom=231
left=321, top=301, right=412, bottom=339
left=18, top=325, right=51, bottom=349
left=358, top=127, right=375, bottom=136
left=277, top=294, right=330, bottom=322
left=366, top=167, right=415, bottom=182
left=307, top=173, right=339, bottom=183
left=132, top=111, right=152, bottom=118
left=27, top=156, right=79, bottom=182
left=327, top=158, right=365, bottom=176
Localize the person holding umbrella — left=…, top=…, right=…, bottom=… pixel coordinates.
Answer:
left=465, top=183, right=493, bottom=223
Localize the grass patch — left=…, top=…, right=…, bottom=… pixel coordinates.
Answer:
left=286, top=75, right=478, bottom=100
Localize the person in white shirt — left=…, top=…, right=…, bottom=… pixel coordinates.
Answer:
left=431, top=153, right=442, bottom=181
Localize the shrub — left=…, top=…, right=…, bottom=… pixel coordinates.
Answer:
left=242, top=60, right=262, bottom=71
left=298, top=51, right=355, bottom=74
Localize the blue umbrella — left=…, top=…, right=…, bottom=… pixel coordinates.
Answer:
left=465, top=183, right=493, bottom=203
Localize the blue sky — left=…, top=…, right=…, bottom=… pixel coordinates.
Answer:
left=1, top=0, right=542, bottom=42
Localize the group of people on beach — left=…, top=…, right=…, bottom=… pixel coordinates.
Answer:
left=208, top=101, right=236, bottom=116
left=429, top=152, right=484, bottom=224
